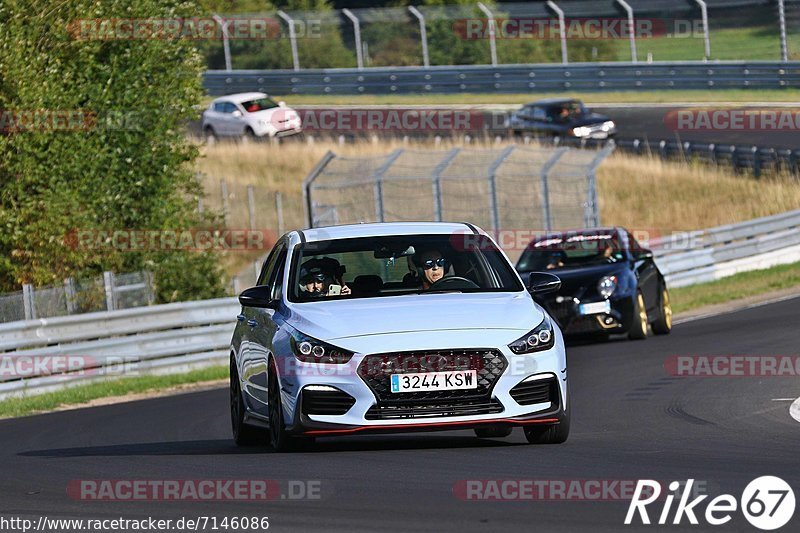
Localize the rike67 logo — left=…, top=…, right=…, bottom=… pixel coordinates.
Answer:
left=626, top=477, right=795, bottom=530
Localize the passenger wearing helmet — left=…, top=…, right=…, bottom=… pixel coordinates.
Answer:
left=413, top=248, right=450, bottom=290
left=298, top=257, right=351, bottom=299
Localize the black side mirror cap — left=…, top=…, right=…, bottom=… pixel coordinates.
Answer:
left=239, top=285, right=278, bottom=309
left=526, top=272, right=561, bottom=294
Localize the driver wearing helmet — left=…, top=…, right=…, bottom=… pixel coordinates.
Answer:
left=298, top=257, right=351, bottom=299
left=412, top=248, right=450, bottom=290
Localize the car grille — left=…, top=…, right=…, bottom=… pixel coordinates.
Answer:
left=543, top=299, right=575, bottom=328
left=509, top=376, right=559, bottom=407
left=357, top=349, right=508, bottom=419
left=302, top=387, right=356, bottom=416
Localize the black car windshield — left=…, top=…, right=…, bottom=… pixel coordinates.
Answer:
left=517, top=232, right=625, bottom=271
left=289, top=234, right=523, bottom=302
left=241, top=97, right=279, bottom=113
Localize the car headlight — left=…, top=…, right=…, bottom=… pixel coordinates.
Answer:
left=598, top=275, right=618, bottom=299
left=601, top=120, right=615, bottom=131
left=572, top=126, right=591, bottom=137
left=289, top=330, right=354, bottom=364
left=508, top=317, right=555, bottom=354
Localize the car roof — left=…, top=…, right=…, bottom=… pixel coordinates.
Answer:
left=525, top=98, right=582, bottom=107
left=212, top=92, right=268, bottom=104
left=298, top=222, right=480, bottom=243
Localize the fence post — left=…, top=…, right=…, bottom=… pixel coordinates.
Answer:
left=585, top=143, right=616, bottom=227
left=247, top=185, right=257, bottom=230
left=275, top=191, right=285, bottom=236
left=220, top=179, right=230, bottom=226
left=103, top=271, right=116, bottom=311
left=342, top=9, right=364, bottom=70
left=277, top=10, right=300, bottom=71
left=546, top=1, right=568, bottom=64
left=778, top=0, right=788, bottom=61
left=408, top=6, right=430, bottom=68
left=372, top=149, right=404, bottom=223
left=144, top=271, right=156, bottom=305
left=615, top=0, right=637, bottom=62
left=487, top=146, right=515, bottom=235
left=64, top=278, right=77, bottom=314
left=540, top=148, right=569, bottom=231
left=302, top=150, right=336, bottom=228
left=212, top=15, right=232, bottom=71
left=694, top=0, right=711, bottom=59
left=22, top=283, right=36, bottom=320
left=431, top=148, right=461, bottom=222
left=477, top=2, right=498, bottom=66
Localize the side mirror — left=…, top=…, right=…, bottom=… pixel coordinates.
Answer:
left=232, top=110, right=243, bottom=118
left=239, top=285, right=278, bottom=309
left=527, top=272, right=561, bottom=295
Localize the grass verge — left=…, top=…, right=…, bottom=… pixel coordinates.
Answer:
left=670, top=261, right=800, bottom=315
left=0, top=365, right=227, bottom=419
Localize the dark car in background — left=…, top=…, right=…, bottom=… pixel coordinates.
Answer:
left=506, top=98, right=616, bottom=140
left=515, top=227, right=671, bottom=340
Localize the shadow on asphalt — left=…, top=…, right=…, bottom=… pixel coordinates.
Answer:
left=18, top=434, right=524, bottom=457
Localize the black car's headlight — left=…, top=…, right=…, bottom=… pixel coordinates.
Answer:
left=508, top=317, right=555, bottom=354
left=598, top=275, right=618, bottom=299
left=289, top=330, right=354, bottom=364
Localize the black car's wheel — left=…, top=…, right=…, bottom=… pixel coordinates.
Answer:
left=628, top=290, right=649, bottom=340
left=651, top=285, right=673, bottom=335
left=267, top=361, right=312, bottom=452
left=524, top=395, right=570, bottom=445
left=474, top=426, right=513, bottom=439
left=230, top=357, right=265, bottom=446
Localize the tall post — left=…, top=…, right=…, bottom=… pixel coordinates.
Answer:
left=477, top=2, right=498, bottom=66
left=487, top=146, right=515, bottom=235
left=585, top=143, right=615, bottom=227
left=302, top=151, right=336, bottom=228
left=371, top=150, right=404, bottom=223
left=212, top=15, right=232, bottom=71
left=778, top=0, right=788, bottom=61
left=693, top=0, right=711, bottom=60
left=342, top=9, right=364, bottom=70
left=408, top=6, right=430, bottom=68
left=277, top=10, right=300, bottom=71
left=431, top=148, right=461, bottom=221
left=546, top=1, right=568, bottom=64
left=64, top=278, right=77, bottom=314
left=22, top=283, right=36, bottom=320
left=247, top=185, right=257, bottom=230
left=220, top=179, right=230, bottom=226
left=540, top=148, right=568, bottom=231
left=275, top=192, right=285, bottom=236
left=615, top=0, right=637, bottom=63
left=103, top=271, right=116, bottom=312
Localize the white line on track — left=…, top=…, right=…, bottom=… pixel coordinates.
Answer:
left=672, top=292, right=800, bottom=326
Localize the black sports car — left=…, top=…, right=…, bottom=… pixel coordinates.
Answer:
left=505, top=98, right=617, bottom=140
left=515, top=227, right=671, bottom=340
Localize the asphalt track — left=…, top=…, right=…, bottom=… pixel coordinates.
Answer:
left=1, top=296, right=799, bottom=532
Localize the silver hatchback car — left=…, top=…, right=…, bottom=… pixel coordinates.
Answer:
left=230, top=222, right=569, bottom=451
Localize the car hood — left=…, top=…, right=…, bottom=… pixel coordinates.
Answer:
left=287, top=292, right=542, bottom=341
left=570, top=113, right=611, bottom=127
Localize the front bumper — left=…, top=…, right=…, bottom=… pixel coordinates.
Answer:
left=273, top=330, right=568, bottom=436
left=541, top=294, right=635, bottom=335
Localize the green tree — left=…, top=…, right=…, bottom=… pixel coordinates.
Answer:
left=0, top=0, right=225, bottom=302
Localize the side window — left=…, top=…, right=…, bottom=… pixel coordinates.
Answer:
left=213, top=101, right=226, bottom=112
left=223, top=102, right=238, bottom=114
left=256, top=242, right=286, bottom=286
left=533, top=107, right=547, bottom=121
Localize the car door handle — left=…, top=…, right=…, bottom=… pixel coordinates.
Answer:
left=247, top=319, right=258, bottom=328
left=237, top=314, right=246, bottom=322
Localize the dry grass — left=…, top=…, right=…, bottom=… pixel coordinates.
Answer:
left=195, top=139, right=800, bottom=278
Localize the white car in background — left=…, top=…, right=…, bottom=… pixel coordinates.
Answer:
left=202, top=92, right=302, bottom=143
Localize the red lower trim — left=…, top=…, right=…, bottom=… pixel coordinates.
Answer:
left=303, top=416, right=560, bottom=436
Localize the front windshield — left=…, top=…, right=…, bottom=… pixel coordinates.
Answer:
left=241, top=97, right=279, bottom=113
left=516, top=232, right=625, bottom=272
left=289, top=234, right=523, bottom=302
left=548, top=101, right=585, bottom=122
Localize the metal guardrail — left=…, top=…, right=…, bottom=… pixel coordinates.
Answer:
left=204, top=61, right=800, bottom=95
left=0, top=298, right=238, bottom=399
left=652, top=208, right=800, bottom=287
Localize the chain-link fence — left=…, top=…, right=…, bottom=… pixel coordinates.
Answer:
left=0, top=271, right=154, bottom=323
left=304, top=144, right=614, bottom=261
left=205, top=0, right=798, bottom=71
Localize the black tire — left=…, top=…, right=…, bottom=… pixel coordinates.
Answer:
left=627, top=290, right=648, bottom=340
left=524, top=394, right=570, bottom=445
left=230, top=357, right=265, bottom=446
left=204, top=126, right=217, bottom=146
left=267, top=361, right=313, bottom=452
left=651, top=285, right=673, bottom=335
left=474, top=426, right=513, bottom=439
